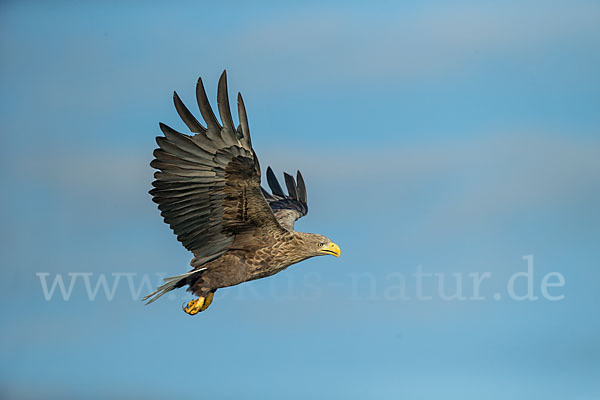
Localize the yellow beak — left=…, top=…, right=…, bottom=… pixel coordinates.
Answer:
left=319, top=242, right=341, bottom=257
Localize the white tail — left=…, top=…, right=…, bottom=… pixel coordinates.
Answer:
left=142, top=268, right=206, bottom=304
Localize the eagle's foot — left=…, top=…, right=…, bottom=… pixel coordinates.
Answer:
left=182, top=292, right=214, bottom=315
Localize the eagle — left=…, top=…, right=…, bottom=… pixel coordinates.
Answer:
left=143, top=71, right=341, bottom=314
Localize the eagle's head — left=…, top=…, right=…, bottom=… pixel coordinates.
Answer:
left=299, top=233, right=341, bottom=258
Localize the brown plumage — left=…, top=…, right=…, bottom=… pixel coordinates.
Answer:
left=143, top=71, right=340, bottom=314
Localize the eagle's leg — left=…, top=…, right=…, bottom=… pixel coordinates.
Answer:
left=182, top=291, right=215, bottom=315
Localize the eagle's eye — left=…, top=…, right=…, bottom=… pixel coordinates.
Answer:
left=318, top=243, right=324, bottom=247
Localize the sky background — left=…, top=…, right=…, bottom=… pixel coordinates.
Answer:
left=1, top=1, right=599, bottom=399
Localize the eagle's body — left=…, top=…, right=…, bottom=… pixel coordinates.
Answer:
left=189, top=231, right=316, bottom=294
left=143, top=71, right=340, bottom=314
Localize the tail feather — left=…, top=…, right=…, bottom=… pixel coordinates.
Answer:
left=142, top=268, right=206, bottom=305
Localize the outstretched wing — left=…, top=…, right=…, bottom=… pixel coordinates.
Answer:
left=150, top=71, right=283, bottom=267
left=261, top=167, right=308, bottom=230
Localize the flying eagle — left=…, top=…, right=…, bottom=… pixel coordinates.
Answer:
left=143, top=71, right=341, bottom=314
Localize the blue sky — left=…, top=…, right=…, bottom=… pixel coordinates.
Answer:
left=1, top=1, right=599, bottom=399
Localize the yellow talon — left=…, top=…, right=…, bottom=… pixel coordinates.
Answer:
left=182, top=292, right=215, bottom=315
left=183, top=298, right=204, bottom=315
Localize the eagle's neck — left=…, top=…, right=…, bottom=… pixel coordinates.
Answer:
left=271, top=231, right=314, bottom=268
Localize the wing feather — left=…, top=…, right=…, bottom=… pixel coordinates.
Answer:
left=284, top=173, right=299, bottom=200
left=266, top=166, right=286, bottom=198
left=151, top=71, right=283, bottom=267
left=237, top=93, right=252, bottom=149
left=173, top=91, right=206, bottom=134
left=262, top=168, right=309, bottom=230
left=296, top=171, right=307, bottom=203
left=216, top=71, right=237, bottom=144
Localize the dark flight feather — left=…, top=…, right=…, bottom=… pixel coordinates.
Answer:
left=237, top=93, right=252, bottom=149
left=195, top=77, right=220, bottom=130
left=217, top=71, right=236, bottom=135
left=296, top=171, right=307, bottom=204
left=266, top=166, right=286, bottom=198
left=284, top=173, right=298, bottom=200
left=173, top=91, right=206, bottom=134
left=261, top=168, right=309, bottom=230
